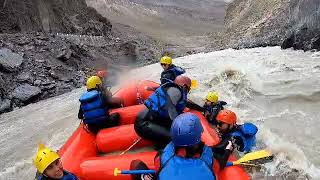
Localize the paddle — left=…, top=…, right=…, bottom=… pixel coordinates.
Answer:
left=226, top=149, right=273, bottom=166
left=114, top=149, right=273, bottom=176
left=191, top=79, right=198, bottom=90
left=114, top=168, right=156, bottom=176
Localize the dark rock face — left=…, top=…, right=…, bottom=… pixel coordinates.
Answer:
left=0, top=0, right=112, bottom=35
left=12, top=84, right=41, bottom=102
left=280, top=0, right=320, bottom=51
left=0, top=98, right=11, bottom=113
left=0, top=48, right=24, bottom=72
left=211, top=0, right=320, bottom=51
left=0, top=0, right=167, bottom=114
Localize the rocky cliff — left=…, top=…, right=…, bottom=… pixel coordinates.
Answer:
left=0, top=0, right=161, bottom=113
left=209, top=0, right=320, bottom=51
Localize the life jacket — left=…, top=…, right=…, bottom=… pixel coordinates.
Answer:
left=229, top=123, right=258, bottom=153
left=169, top=65, right=185, bottom=77
left=144, top=83, right=187, bottom=118
left=79, top=90, right=108, bottom=125
left=37, top=171, right=78, bottom=180
left=160, top=65, right=185, bottom=84
left=203, top=101, right=226, bottom=125
left=158, top=142, right=215, bottom=180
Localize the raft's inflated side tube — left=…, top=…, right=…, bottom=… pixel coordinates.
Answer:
left=218, top=166, right=250, bottom=180
left=96, top=124, right=153, bottom=153
left=187, top=110, right=221, bottom=147
left=138, top=80, right=159, bottom=100
left=59, top=124, right=97, bottom=178
left=109, top=104, right=145, bottom=125
left=96, top=111, right=219, bottom=153
left=80, top=151, right=157, bottom=180
left=80, top=151, right=249, bottom=180
left=113, top=80, right=159, bottom=107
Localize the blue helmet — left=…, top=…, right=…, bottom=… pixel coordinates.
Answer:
left=170, top=113, right=204, bottom=146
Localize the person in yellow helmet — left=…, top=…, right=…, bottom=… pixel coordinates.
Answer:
left=203, top=91, right=227, bottom=126
left=78, top=76, right=120, bottom=133
left=34, top=144, right=78, bottom=180
left=160, top=56, right=185, bottom=84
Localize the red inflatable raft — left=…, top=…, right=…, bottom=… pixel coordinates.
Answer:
left=59, top=80, right=250, bottom=180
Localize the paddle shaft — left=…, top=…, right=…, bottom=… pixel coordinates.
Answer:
left=121, top=170, right=156, bottom=175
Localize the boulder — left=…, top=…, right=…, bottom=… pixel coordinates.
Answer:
left=0, top=48, right=24, bottom=72
left=0, top=98, right=11, bottom=113
left=12, top=84, right=41, bottom=102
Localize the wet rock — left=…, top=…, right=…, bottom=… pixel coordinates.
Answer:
left=33, top=80, right=42, bottom=86
left=41, top=83, right=56, bottom=91
left=0, top=98, right=11, bottom=113
left=12, top=84, right=41, bottom=102
left=17, top=72, right=33, bottom=83
left=0, top=48, right=24, bottom=72
left=56, top=47, right=72, bottom=61
left=0, top=74, right=5, bottom=92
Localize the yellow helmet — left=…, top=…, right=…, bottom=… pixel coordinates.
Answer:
left=86, top=76, right=102, bottom=90
left=160, top=56, right=172, bottom=65
left=206, top=91, right=219, bottom=103
left=33, top=144, right=60, bottom=173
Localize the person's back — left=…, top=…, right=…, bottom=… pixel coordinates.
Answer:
left=159, top=56, right=185, bottom=84
left=134, top=76, right=192, bottom=145
left=78, top=76, right=120, bottom=133
left=144, top=82, right=186, bottom=120
left=130, top=113, right=233, bottom=180
left=158, top=142, right=215, bottom=180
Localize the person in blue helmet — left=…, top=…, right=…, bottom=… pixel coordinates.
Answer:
left=159, top=56, right=185, bottom=84
left=130, top=113, right=233, bottom=180
left=214, top=109, right=258, bottom=154
left=78, top=76, right=120, bottom=134
left=134, top=75, right=203, bottom=146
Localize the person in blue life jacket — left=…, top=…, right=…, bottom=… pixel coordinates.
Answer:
left=34, top=144, right=78, bottom=180
left=130, top=113, right=234, bottom=180
left=134, top=75, right=203, bottom=147
left=203, top=91, right=227, bottom=126
left=78, top=76, right=120, bottom=134
left=159, top=56, right=185, bottom=84
left=214, top=109, right=258, bottom=154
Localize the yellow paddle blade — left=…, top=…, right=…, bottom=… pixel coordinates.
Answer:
left=233, top=150, right=273, bottom=165
left=190, top=80, right=198, bottom=89
left=114, top=168, right=121, bottom=176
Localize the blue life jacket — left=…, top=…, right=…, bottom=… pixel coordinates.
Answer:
left=158, top=142, right=215, bottom=180
left=229, top=123, right=258, bottom=153
left=169, top=66, right=185, bottom=77
left=37, top=171, right=78, bottom=180
left=79, top=90, right=108, bottom=125
left=144, top=83, right=187, bottom=118
left=160, top=65, right=185, bottom=84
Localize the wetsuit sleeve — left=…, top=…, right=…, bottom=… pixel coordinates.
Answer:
left=212, top=138, right=233, bottom=170
left=78, top=105, right=83, bottom=119
left=213, top=149, right=232, bottom=170
left=166, top=87, right=182, bottom=120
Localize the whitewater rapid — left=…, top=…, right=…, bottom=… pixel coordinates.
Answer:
left=0, top=46, right=319, bottom=179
